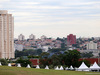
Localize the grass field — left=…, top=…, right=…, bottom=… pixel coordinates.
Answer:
left=0, top=66, right=100, bottom=75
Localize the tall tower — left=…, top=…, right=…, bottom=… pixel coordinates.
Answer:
left=0, top=10, right=14, bottom=59
left=18, top=34, right=25, bottom=41
left=67, top=34, right=76, bottom=45
left=29, top=34, right=35, bottom=40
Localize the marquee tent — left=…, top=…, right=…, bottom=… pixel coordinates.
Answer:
left=70, top=65, right=74, bottom=70
left=36, top=65, right=40, bottom=69
left=8, top=63, right=11, bottom=67
left=90, top=62, right=100, bottom=70
left=77, top=62, right=89, bottom=71
left=26, top=64, right=31, bottom=68
left=0, top=62, right=2, bottom=66
left=59, top=66, right=64, bottom=70
left=65, top=67, right=68, bottom=70
left=45, top=65, right=49, bottom=69
left=55, top=66, right=60, bottom=70
left=17, top=63, right=21, bottom=67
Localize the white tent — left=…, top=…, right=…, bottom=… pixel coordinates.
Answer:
left=17, top=63, right=21, bottom=67
left=8, top=63, right=11, bottom=67
left=77, top=62, right=89, bottom=71
left=70, top=65, right=74, bottom=70
left=65, top=67, right=68, bottom=70
left=0, top=62, right=2, bottom=66
left=36, top=65, right=40, bottom=69
left=90, top=62, right=100, bottom=70
left=45, top=65, right=49, bottom=69
left=55, top=66, right=60, bottom=70
left=26, top=64, right=31, bottom=68
left=59, top=66, right=64, bottom=70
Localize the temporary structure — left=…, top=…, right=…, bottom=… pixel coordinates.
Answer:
left=26, top=64, right=31, bottom=68
left=65, top=67, right=68, bottom=70
left=70, top=65, right=74, bottom=70
left=45, top=65, right=49, bottom=69
left=8, top=63, right=11, bottom=67
left=77, top=62, right=89, bottom=71
left=59, top=66, right=64, bottom=70
left=17, top=63, right=21, bottom=67
left=36, top=65, right=40, bottom=69
left=0, top=62, right=2, bottom=66
left=55, top=66, right=60, bottom=70
left=90, top=62, right=100, bottom=70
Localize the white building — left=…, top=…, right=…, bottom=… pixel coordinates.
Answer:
left=18, top=34, right=25, bottom=41
left=87, top=41, right=97, bottom=50
left=14, top=44, right=24, bottom=51
left=42, top=46, right=52, bottom=52
left=0, top=10, right=14, bottom=59
left=41, top=35, right=47, bottom=40
left=29, top=34, right=35, bottom=40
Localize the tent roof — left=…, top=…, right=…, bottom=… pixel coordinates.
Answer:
left=36, top=65, right=40, bottom=69
left=70, top=65, right=74, bottom=69
left=55, top=66, right=59, bottom=70
left=45, top=65, right=49, bottom=69
left=78, top=62, right=88, bottom=69
left=90, top=62, right=100, bottom=69
left=59, top=66, right=64, bottom=70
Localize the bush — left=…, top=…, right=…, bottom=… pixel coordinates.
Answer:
left=16, top=58, right=31, bottom=67
left=0, top=59, right=8, bottom=65
left=49, top=65, right=54, bottom=69
left=39, top=65, right=45, bottom=69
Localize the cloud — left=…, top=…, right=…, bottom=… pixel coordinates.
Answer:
left=18, top=2, right=40, bottom=5
left=0, top=0, right=10, bottom=3
left=0, top=0, right=99, bottom=38
left=16, top=5, right=68, bottom=9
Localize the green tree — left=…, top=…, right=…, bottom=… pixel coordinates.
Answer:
left=40, top=52, right=50, bottom=59
left=16, top=58, right=31, bottom=67
left=64, top=50, right=81, bottom=67
left=81, top=52, right=93, bottom=58
left=36, top=49, right=42, bottom=55
left=0, top=59, right=8, bottom=65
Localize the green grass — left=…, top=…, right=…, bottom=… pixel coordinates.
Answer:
left=0, top=66, right=100, bottom=75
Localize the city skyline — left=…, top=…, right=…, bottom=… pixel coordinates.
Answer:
left=0, top=0, right=100, bottom=38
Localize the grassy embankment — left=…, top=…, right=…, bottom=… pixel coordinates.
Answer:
left=0, top=66, right=100, bottom=75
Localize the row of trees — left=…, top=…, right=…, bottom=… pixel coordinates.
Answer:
left=39, top=50, right=91, bottom=68
left=0, top=50, right=91, bottom=68
left=15, top=49, right=42, bottom=58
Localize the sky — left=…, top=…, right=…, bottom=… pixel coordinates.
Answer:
left=0, top=0, right=100, bottom=39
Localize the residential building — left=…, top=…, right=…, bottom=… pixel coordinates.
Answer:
left=18, top=34, right=25, bottom=41
left=87, top=41, right=97, bottom=50
left=29, top=34, right=35, bottom=40
left=67, top=34, right=76, bottom=45
left=14, top=44, right=24, bottom=51
left=0, top=10, right=14, bottom=59
left=41, top=35, right=47, bottom=40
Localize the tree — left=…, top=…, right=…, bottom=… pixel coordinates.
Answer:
left=50, top=54, right=61, bottom=66
left=40, top=52, right=50, bottom=59
left=36, top=49, right=42, bottom=55
left=0, top=59, right=8, bottom=65
left=81, top=52, right=93, bottom=58
left=16, top=58, right=31, bottom=67
left=64, top=50, right=81, bottom=67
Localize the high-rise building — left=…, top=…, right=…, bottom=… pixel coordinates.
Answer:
left=41, top=35, right=47, bottom=40
left=18, top=34, right=25, bottom=41
left=0, top=10, right=14, bottom=59
left=29, top=34, right=35, bottom=40
left=67, top=34, right=76, bottom=45
left=87, top=41, right=97, bottom=50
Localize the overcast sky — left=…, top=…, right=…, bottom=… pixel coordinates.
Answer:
left=0, top=0, right=100, bottom=39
